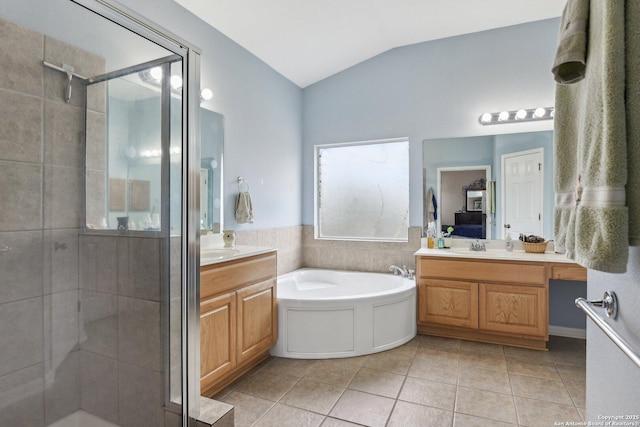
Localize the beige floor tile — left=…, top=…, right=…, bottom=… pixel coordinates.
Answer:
left=460, top=340, right=504, bottom=355
left=509, top=374, right=573, bottom=405
left=514, top=396, right=581, bottom=427
left=459, top=351, right=507, bottom=372
left=555, top=362, right=586, bottom=385
left=254, top=403, right=324, bottom=427
left=329, top=389, right=395, bottom=427
left=385, top=339, right=419, bottom=358
left=455, top=386, right=517, bottom=424
left=321, top=417, right=361, bottom=427
left=348, top=367, right=405, bottom=398
left=387, top=400, right=453, bottom=427
left=453, top=412, right=516, bottom=426
left=398, top=376, right=456, bottom=411
left=503, top=346, right=555, bottom=364
left=219, top=392, right=274, bottom=427
left=362, top=352, right=412, bottom=375
left=304, top=360, right=360, bottom=387
left=262, top=357, right=316, bottom=377
left=407, top=357, right=459, bottom=385
left=234, top=371, right=299, bottom=401
left=564, top=380, right=586, bottom=408
left=416, top=334, right=462, bottom=351
left=414, top=346, right=460, bottom=364
left=280, top=378, right=345, bottom=415
left=457, top=365, right=511, bottom=394
left=506, top=358, right=560, bottom=380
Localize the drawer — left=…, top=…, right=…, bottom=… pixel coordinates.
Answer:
left=550, top=263, right=587, bottom=281
left=201, top=253, right=276, bottom=300
left=417, top=257, right=546, bottom=286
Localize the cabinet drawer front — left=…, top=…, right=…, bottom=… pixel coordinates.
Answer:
left=479, top=283, right=547, bottom=337
left=200, top=292, right=237, bottom=392
left=237, top=278, right=277, bottom=364
left=418, top=279, right=478, bottom=328
left=550, top=264, right=587, bottom=281
left=418, top=257, right=546, bottom=285
left=201, top=253, right=276, bottom=300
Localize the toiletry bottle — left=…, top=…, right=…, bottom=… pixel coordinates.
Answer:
left=505, top=234, right=514, bottom=252
left=427, top=226, right=435, bottom=248
left=437, top=233, right=444, bottom=249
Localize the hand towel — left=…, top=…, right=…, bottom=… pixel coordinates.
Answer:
left=554, top=0, right=639, bottom=273
left=426, top=187, right=437, bottom=222
left=552, top=0, right=589, bottom=83
left=235, top=191, right=254, bottom=224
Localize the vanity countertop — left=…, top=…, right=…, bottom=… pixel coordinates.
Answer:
left=200, top=245, right=276, bottom=266
left=414, top=246, right=577, bottom=264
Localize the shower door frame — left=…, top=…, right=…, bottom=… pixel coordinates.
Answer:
left=71, top=0, right=202, bottom=425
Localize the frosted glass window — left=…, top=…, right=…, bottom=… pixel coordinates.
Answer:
left=315, top=138, right=409, bottom=241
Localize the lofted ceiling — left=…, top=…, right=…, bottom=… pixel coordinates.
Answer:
left=175, top=0, right=565, bottom=88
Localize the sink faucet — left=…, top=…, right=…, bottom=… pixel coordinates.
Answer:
left=469, top=240, right=486, bottom=251
left=389, top=265, right=415, bottom=279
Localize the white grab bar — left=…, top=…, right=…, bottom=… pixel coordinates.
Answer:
left=576, top=291, right=640, bottom=369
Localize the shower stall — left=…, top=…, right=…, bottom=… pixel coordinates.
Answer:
left=0, top=1, right=200, bottom=425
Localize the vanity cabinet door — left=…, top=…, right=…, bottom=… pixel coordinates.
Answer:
left=236, top=278, right=277, bottom=365
left=200, top=292, right=236, bottom=393
left=418, top=279, right=478, bottom=328
left=479, top=283, right=547, bottom=337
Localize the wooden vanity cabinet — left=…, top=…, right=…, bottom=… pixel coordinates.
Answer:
left=416, top=256, right=549, bottom=349
left=200, top=252, right=277, bottom=396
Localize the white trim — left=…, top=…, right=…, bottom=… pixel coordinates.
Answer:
left=500, top=147, right=544, bottom=239
left=549, top=325, right=586, bottom=339
left=436, top=165, right=492, bottom=239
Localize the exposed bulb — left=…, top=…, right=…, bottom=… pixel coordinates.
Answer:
left=533, top=107, right=546, bottom=118
left=515, top=109, right=527, bottom=120
left=149, top=67, right=162, bottom=81
left=200, top=88, right=213, bottom=101
left=170, top=75, right=183, bottom=89
left=498, top=111, right=510, bottom=121
left=480, top=113, right=492, bottom=123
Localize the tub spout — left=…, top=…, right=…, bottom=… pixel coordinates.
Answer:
left=389, top=265, right=409, bottom=278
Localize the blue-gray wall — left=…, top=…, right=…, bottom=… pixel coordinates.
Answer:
left=302, top=18, right=559, bottom=227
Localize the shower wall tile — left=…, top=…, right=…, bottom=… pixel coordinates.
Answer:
left=118, top=296, right=162, bottom=372
left=80, top=290, right=117, bottom=358
left=85, top=110, right=106, bottom=171
left=86, top=80, right=106, bottom=114
left=256, top=227, right=277, bottom=247
left=234, top=230, right=258, bottom=246
left=0, top=90, right=42, bottom=163
left=43, top=165, right=83, bottom=229
left=43, top=228, right=79, bottom=295
left=0, top=231, right=43, bottom=304
left=0, top=297, right=44, bottom=377
left=118, top=392, right=164, bottom=427
left=45, top=350, right=80, bottom=425
left=0, top=160, right=42, bottom=231
left=80, top=235, right=118, bottom=294
left=44, top=100, right=84, bottom=167
left=0, top=17, right=43, bottom=96
left=85, top=169, right=106, bottom=229
left=43, top=36, right=105, bottom=108
left=118, top=362, right=163, bottom=405
left=0, top=363, right=44, bottom=427
left=80, top=350, right=118, bottom=424
left=44, top=290, right=79, bottom=360
left=118, top=237, right=162, bottom=301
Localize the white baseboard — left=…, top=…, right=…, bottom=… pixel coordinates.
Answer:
left=549, top=325, right=586, bottom=339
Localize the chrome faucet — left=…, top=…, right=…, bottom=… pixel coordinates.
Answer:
left=469, top=240, right=486, bottom=251
left=389, top=265, right=415, bottom=279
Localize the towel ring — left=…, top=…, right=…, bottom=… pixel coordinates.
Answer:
left=238, top=176, right=250, bottom=191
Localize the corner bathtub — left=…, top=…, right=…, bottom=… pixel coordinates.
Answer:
left=270, top=268, right=416, bottom=359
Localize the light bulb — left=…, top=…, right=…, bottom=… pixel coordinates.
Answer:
left=515, top=109, right=527, bottom=120
left=533, top=107, right=546, bottom=118
left=480, top=113, right=492, bottom=123
left=200, top=88, right=213, bottom=101
left=170, top=75, right=183, bottom=89
left=498, top=111, right=510, bottom=121
left=149, top=67, right=162, bottom=81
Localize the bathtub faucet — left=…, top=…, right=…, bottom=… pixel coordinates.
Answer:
left=389, top=265, right=414, bottom=279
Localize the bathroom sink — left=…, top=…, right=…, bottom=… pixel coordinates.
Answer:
left=201, top=248, right=240, bottom=261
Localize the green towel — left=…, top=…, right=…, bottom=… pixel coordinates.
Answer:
left=552, top=0, right=589, bottom=83
left=554, top=0, right=639, bottom=273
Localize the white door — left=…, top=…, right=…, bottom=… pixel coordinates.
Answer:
left=502, top=149, right=543, bottom=239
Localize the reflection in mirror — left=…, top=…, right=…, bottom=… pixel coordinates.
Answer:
left=423, top=131, right=554, bottom=240
left=200, top=109, right=224, bottom=233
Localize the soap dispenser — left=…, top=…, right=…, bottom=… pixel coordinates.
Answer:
left=505, top=233, right=514, bottom=252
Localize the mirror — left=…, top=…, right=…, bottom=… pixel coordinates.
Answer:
left=200, top=109, right=224, bottom=233
left=423, top=131, right=554, bottom=240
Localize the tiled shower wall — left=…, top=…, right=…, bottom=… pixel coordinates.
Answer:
left=234, top=225, right=421, bottom=275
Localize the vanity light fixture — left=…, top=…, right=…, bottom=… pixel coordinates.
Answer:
left=200, top=88, right=213, bottom=102
left=478, top=107, right=554, bottom=125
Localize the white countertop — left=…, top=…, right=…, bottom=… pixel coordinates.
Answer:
left=415, top=240, right=577, bottom=264
left=200, top=245, right=276, bottom=266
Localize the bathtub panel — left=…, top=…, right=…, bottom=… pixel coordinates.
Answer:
left=373, top=295, right=417, bottom=350
left=286, top=308, right=355, bottom=354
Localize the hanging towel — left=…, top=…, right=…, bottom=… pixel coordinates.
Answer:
left=553, top=0, right=639, bottom=273
left=552, top=0, right=589, bottom=84
left=426, top=187, right=437, bottom=222
left=235, top=191, right=254, bottom=224
left=486, top=180, right=496, bottom=215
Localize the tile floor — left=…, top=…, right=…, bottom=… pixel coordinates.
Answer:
left=214, top=335, right=586, bottom=427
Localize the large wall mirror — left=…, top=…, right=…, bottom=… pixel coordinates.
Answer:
left=201, top=109, right=224, bottom=233
left=423, top=131, right=554, bottom=240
